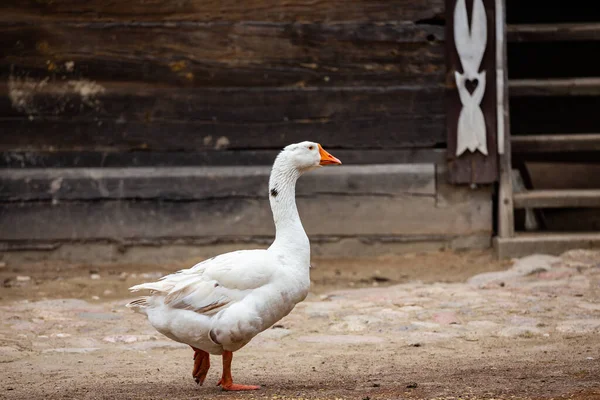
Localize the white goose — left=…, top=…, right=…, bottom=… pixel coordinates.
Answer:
left=126, top=141, right=341, bottom=391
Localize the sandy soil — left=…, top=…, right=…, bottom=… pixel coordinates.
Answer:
left=1, top=249, right=599, bottom=400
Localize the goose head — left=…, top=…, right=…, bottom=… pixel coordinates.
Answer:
left=281, top=141, right=342, bottom=173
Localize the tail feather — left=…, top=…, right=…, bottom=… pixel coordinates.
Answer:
left=126, top=296, right=151, bottom=315
left=129, top=282, right=174, bottom=293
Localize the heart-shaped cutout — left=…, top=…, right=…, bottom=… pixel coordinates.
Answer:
left=465, top=78, right=478, bottom=95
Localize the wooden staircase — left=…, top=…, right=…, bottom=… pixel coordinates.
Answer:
left=495, top=13, right=600, bottom=258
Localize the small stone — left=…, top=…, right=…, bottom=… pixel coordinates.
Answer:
left=53, top=333, right=71, bottom=338
left=103, top=335, right=139, bottom=343
left=498, top=326, right=541, bottom=338
left=16, top=276, right=31, bottom=282
left=0, top=261, right=6, bottom=268
left=556, top=319, right=600, bottom=334
left=103, top=289, right=113, bottom=296
left=433, top=311, right=460, bottom=325
left=91, top=296, right=100, bottom=300
left=118, top=272, right=128, bottom=281
left=406, top=382, right=418, bottom=389
left=90, top=274, right=100, bottom=280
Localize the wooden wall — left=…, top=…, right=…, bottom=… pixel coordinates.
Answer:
left=1, top=0, right=446, bottom=167
left=0, top=1, right=493, bottom=262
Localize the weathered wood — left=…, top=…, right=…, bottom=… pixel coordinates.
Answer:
left=509, top=78, right=600, bottom=96
left=496, top=0, right=514, bottom=238
left=0, top=84, right=445, bottom=151
left=0, top=149, right=447, bottom=168
left=494, top=232, right=600, bottom=259
left=0, top=164, right=436, bottom=201
left=445, top=0, right=498, bottom=184
left=495, top=0, right=506, bottom=154
left=0, top=0, right=445, bottom=23
left=513, top=190, right=600, bottom=209
left=1, top=22, right=445, bottom=87
left=507, top=23, right=600, bottom=42
left=0, top=192, right=491, bottom=241
left=511, top=134, right=600, bottom=153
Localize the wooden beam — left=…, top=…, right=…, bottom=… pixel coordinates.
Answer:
left=0, top=84, right=445, bottom=151
left=512, top=134, right=600, bottom=153
left=0, top=192, right=492, bottom=241
left=494, top=232, right=600, bottom=259
left=513, top=190, right=600, bottom=209
left=509, top=78, right=600, bottom=96
left=0, top=0, right=445, bottom=23
left=1, top=21, right=444, bottom=88
left=0, top=149, right=447, bottom=168
left=507, top=23, right=600, bottom=42
left=496, top=0, right=514, bottom=238
left=0, top=164, right=436, bottom=201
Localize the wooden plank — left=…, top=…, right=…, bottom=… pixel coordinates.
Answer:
left=445, top=0, right=498, bottom=184
left=0, top=149, right=447, bottom=168
left=0, top=194, right=491, bottom=241
left=1, top=22, right=445, bottom=88
left=0, top=164, right=436, bottom=201
left=511, top=134, right=600, bottom=153
left=496, top=0, right=514, bottom=238
left=513, top=190, right=600, bottom=209
left=0, top=84, right=445, bottom=151
left=0, top=0, right=445, bottom=23
left=509, top=78, right=600, bottom=96
left=494, top=232, right=600, bottom=259
left=507, top=23, right=600, bottom=42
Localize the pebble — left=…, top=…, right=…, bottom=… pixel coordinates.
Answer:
left=16, top=276, right=31, bottom=282
left=433, top=312, right=460, bottom=325
left=556, top=319, right=600, bottom=334
left=498, top=326, right=541, bottom=338
left=0, top=261, right=6, bottom=268
left=103, top=335, right=139, bottom=343
left=90, top=274, right=101, bottom=280
left=0, top=346, right=24, bottom=363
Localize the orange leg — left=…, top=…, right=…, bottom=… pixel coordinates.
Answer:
left=191, top=347, right=210, bottom=385
left=216, top=351, right=260, bottom=391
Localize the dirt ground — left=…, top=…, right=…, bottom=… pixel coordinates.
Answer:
left=1, top=249, right=599, bottom=400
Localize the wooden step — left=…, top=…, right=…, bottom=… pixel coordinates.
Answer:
left=509, top=78, right=600, bottom=96
left=512, top=134, right=600, bottom=153
left=507, top=23, right=600, bottom=42
left=494, top=232, right=600, bottom=259
left=514, top=190, right=600, bottom=209
left=0, top=164, right=435, bottom=201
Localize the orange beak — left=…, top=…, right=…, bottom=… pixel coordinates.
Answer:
left=318, top=144, right=342, bottom=165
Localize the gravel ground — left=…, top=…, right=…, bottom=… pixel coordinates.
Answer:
left=1, top=249, right=599, bottom=400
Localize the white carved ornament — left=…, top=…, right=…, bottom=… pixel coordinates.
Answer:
left=454, top=0, right=488, bottom=156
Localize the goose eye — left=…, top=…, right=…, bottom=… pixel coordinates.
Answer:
left=308, top=145, right=314, bottom=150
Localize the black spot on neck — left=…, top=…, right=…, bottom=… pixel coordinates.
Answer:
left=270, top=188, right=278, bottom=197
